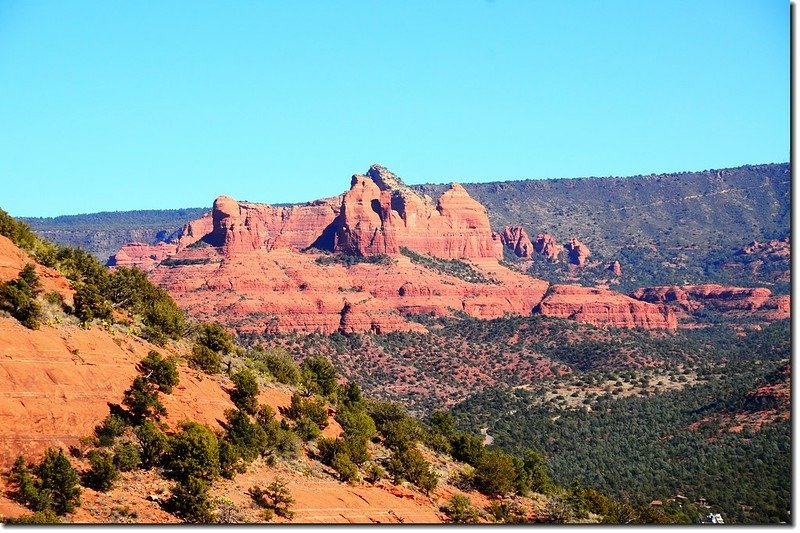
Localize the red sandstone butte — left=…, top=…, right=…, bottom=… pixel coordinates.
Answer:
left=533, top=233, right=561, bottom=261
left=535, top=285, right=678, bottom=330
left=500, top=226, right=534, bottom=258
left=565, top=237, right=591, bottom=266
left=333, top=165, right=503, bottom=259
left=110, top=165, right=682, bottom=333
left=629, top=283, right=790, bottom=321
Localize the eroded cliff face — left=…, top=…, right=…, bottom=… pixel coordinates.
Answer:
left=629, top=284, right=790, bottom=321
left=500, top=226, right=534, bottom=258
left=332, top=166, right=503, bottom=259
left=536, top=285, right=678, bottom=330
left=109, top=165, right=685, bottom=333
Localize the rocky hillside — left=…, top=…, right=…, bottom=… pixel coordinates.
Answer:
left=0, top=218, right=563, bottom=525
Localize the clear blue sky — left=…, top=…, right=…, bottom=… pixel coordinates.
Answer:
left=0, top=0, right=789, bottom=217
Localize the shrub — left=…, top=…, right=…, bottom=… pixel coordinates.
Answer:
left=336, top=406, right=376, bottom=443
left=113, top=443, right=141, bottom=472
left=189, top=343, right=221, bottom=374
left=137, top=351, right=179, bottom=393
left=134, top=420, right=169, bottom=469
left=450, top=432, right=486, bottom=465
left=444, top=494, right=479, bottom=524
left=0, top=265, right=43, bottom=329
left=293, top=417, right=321, bottom=441
left=83, top=450, right=119, bottom=492
left=300, top=356, right=339, bottom=397
left=473, top=450, right=518, bottom=497
left=230, top=369, right=259, bottom=414
left=218, top=439, right=246, bottom=480
left=122, top=376, right=166, bottom=423
left=249, top=478, right=294, bottom=519
left=0, top=209, right=38, bottom=251
left=166, top=476, right=215, bottom=524
left=287, top=392, right=329, bottom=429
left=8, top=456, right=41, bottom=510
left=164, top=422, right=220, bottom=482
left=331, top=453, right=360, bottom=483
left=94, top=413, right=128, bottom=447
left=250, top=347, right=300, bottom=384
left=17, top=448, right=82, bottom=515
left=364, top=463, right=386, bottom=483
left=386, top=446, right=438, bottom=494
left=197, top=322, right=235, bottom=355
left=223, top=408, right=268, bottom=462
left=73, top=282, right=113, bottom=325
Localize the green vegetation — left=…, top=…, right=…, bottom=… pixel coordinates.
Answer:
left=230, top=369, right=260, bottom=414
left=300, top=355, right=339, bottom=397
left=453, top=357, right=791, bottom=524
left=164, top=422, right=221, bottom=482
left=249, top=478, right=295, bottom=520
left=82, top=450, right=120, bottom=492
left=0, top=264, right=43, bottom=329
left=188, top=343, right=222, bottom=374
left=21, top=207, right=208, bottom=261
left=136, top=350, right=179, bottom=393
left=246, top=347, right=301, bottom=384
left=122, top=376, right=167, bottom=423
left=8, top=449, right=82, bottom=516
left=165, top=476, right=215, bottom=524
left=399, top=247, right=497, bottom=284
left=314, top=253, right=394, bottom=267
left=443, top=494, right=480, bottom=524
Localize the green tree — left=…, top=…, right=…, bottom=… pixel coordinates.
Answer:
left=300, top=356, right=339, bottom=397
left=166, top=476, right=215, bottom=524
left=223, top=408, right=268, bottom=462
left=83, top=450, right=119, bottom=492
left=0, top=265, right=43, bottom=329
left=189, top=343, right=222, bottom=374
left=197, top=322, right=235, bottom=354
left=94, top=413, right=128, bottom=447
left=249, top=478, right=295, bottom=519
left=137, top=350, right=179, bottom=393
left=73, top=282, right=113, bottom=325
left=122, top=376, right=166, bottom=422
left=386, top=446, right=438, bottom=494
left=164, top=422, right=220, bottom=482
left=473, top=450, right=518, bottom=497
left=35, top=448, right=82, bottom=515
left=134, top=420, right=170, bottom=469
left=444, top=494, right=479, bottom=524
left=112, top=443, right=141, bottom=472
left=230, top=369, right=259, bottom=414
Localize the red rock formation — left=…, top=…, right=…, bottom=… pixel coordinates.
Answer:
left=608, top=260, right=622, bottom=276
left=110, top=242, right=179, bottom=270
left=206, top=195, right=342, bottom=256
left=108, top=165, right=685, bottom=333
left=533, top=233, right=561, bottom=261
left=565, top=237, right=591, bottom=266
left=629, top=284, right=790, bottom=321
left=536, top=285, right=677, bottom=330
left=333, top=165, right=503, bottom=260
left=500, top=226, right=534, bottom=258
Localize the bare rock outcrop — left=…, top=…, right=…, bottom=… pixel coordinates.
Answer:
left=500, top=226, right=534, bottom=258
left=535, top=285, right=677, bottom=330
left=533, top=233, right=561, bottom=261
left=333, top=165, right=503, bottom=260
left=565, top=237, right=591, bottom=266
left=629, top=283, right=789, bottom=321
